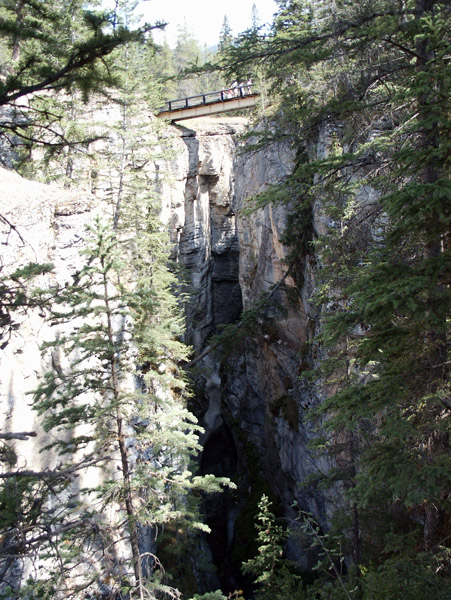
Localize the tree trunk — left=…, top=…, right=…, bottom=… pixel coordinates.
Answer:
left=12, top=0, right=24, bottom=62
left=102, top=260, right=144, bottom=597
left=415, top=0, right=448, bottom=548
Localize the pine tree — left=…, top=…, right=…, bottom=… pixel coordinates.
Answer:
left=251, top=4, right=259, bottom=33
left=0, top=0, right=162, bottom=154
left=149, top=38, right=178, bottom=100
left=29, top=216, right=230, bottom=598
left=216, top=0, right=451, bottom=594
left=1, top=5, right=233, bottom=594
left=172, top=24, right=203, bottom=98
left=219, top=16, right=233, bottom=52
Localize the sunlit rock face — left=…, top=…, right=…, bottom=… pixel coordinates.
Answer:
left=0, top=166, right=97, bottom=475
left=160, top=119, right=246, bottom=352
left=0, top=167, right=116, bottom=593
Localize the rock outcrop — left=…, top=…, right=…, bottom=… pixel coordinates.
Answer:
left=164, top=117, right=335, bottom=583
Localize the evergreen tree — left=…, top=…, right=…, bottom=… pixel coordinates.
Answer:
left=29, top=216, right=230, bottom=598
left=219, top=15, right=233, bottom=52
left=0, top=4, right=232, bottom=594
left=0, top=259, right=53, bottom=348
left=199, top=44, right=224, bottom=93
left=242, top=495, right=304, bottom=600
left=251, top=4, right=259, bottom=33
left=172, top=24, right=203, bottom=98
left=149, top=38, right=178, bottom=100
left=216, top=0, right=451, bottom=595
left=0, top=0, right=163, bottom=153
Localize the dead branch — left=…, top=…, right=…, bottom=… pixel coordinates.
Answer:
left=0, top=431, right=37, bottom=441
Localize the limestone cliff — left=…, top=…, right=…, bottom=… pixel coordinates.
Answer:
left=0, top=166, right=96, bottom=473
left=0, top=114, right=334, bottom=590
left=166, top=119, right=336, bottom=582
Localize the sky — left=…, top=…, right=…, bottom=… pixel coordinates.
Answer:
left=137, top=0, right=279, bottom=48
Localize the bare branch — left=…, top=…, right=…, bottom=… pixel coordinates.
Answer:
left=0, top=456, right=107, bottom=479
left=0, top=431, right=37, bottom=441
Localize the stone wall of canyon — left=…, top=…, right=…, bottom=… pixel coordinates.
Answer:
left=0, top=115, right=337, bottom=590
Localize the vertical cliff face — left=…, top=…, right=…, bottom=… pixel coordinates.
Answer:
left=164, top=118, right=335, bottom=581
left=161, top=119, right=245, bottom=351
left=0, top=166, right=96, bottom=475
left=0, top=114, right=334, bottom=590
left=232, top=132, right=335, bottom=522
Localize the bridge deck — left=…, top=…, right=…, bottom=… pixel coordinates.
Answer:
left=157, top=86, right=258, bottom=122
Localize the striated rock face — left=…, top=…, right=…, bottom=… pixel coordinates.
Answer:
left=227, top=135, right=335, bottom=563
left=161, top=118, right=246, bottom=351
left=0, top=167, right=97, bottom=474
left=0, top=114, right=335, bottom=590
left=164, top=118, right=336, bottom=582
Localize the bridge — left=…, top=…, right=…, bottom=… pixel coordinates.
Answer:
left=157, top=85, right=259, bottom=122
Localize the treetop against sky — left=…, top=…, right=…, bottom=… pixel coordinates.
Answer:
left=105, top=0, right=278, bottom=48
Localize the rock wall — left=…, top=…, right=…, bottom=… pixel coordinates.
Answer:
left=0, top=114, right=335, bottom=591
left=165, top=118, right=336, bottom=583
left=0, top=166, right=96, bottom=473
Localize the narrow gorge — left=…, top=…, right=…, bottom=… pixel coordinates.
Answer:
left=0, top=115, right=335, bottom=594
left=1, top=1, right=449, bottom=597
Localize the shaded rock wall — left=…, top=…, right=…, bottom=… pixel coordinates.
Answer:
left=229, top=135, right=335, bottom=563
left=166, top=118, right=336, bottom=580
left=0, top=114, right=336, bottom=589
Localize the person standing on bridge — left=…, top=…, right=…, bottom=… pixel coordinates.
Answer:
left=232, top=81, right=238, bottom=97
left=247, top=77, right=252, bottom=94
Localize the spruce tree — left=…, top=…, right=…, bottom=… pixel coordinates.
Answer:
left=219, top=16, right=233, bottom=53
left=172, top=24, right=204, bottom=98
left=216, top=0, right=451, bottom=595
left=242, top=495, right=305, bottom=600
left=1, top=4, right=233, bottom=594
left=30, top=216, right=230, bottom=598
left=251, top=4, right=259, bottom=32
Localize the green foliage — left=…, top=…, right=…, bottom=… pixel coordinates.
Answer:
left=217, top=0, right=451, bottom=595
left=188, top=591, right=246, bottom=600
left=229, top=445, right=276, bottom=571
left=28, top=215, right=231, bottom=596
left=189, top=592, right=228, bottom=600
left=360, top=548, right=451, bottom=600
left=0, top=0, right=158, bottom=105
left=0, top=0, right=163, bottom=161
left=0, top=7, right=234, bottom=590
left=294, top=511, right=356, bottom=600
left=0, top=259, right=53, bottom=347
left=243, top=495, right=305, bottom=600
left=219, top=16, right=233, bottom=52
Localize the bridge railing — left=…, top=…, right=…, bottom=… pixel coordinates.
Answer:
left=163, top=85, right=256, bottom=112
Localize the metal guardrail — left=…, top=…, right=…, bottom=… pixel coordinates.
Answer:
left=163, top=85, right=256, bottom=112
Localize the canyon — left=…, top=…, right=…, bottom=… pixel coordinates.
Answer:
left=0, top=114, right=337, bottom=592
